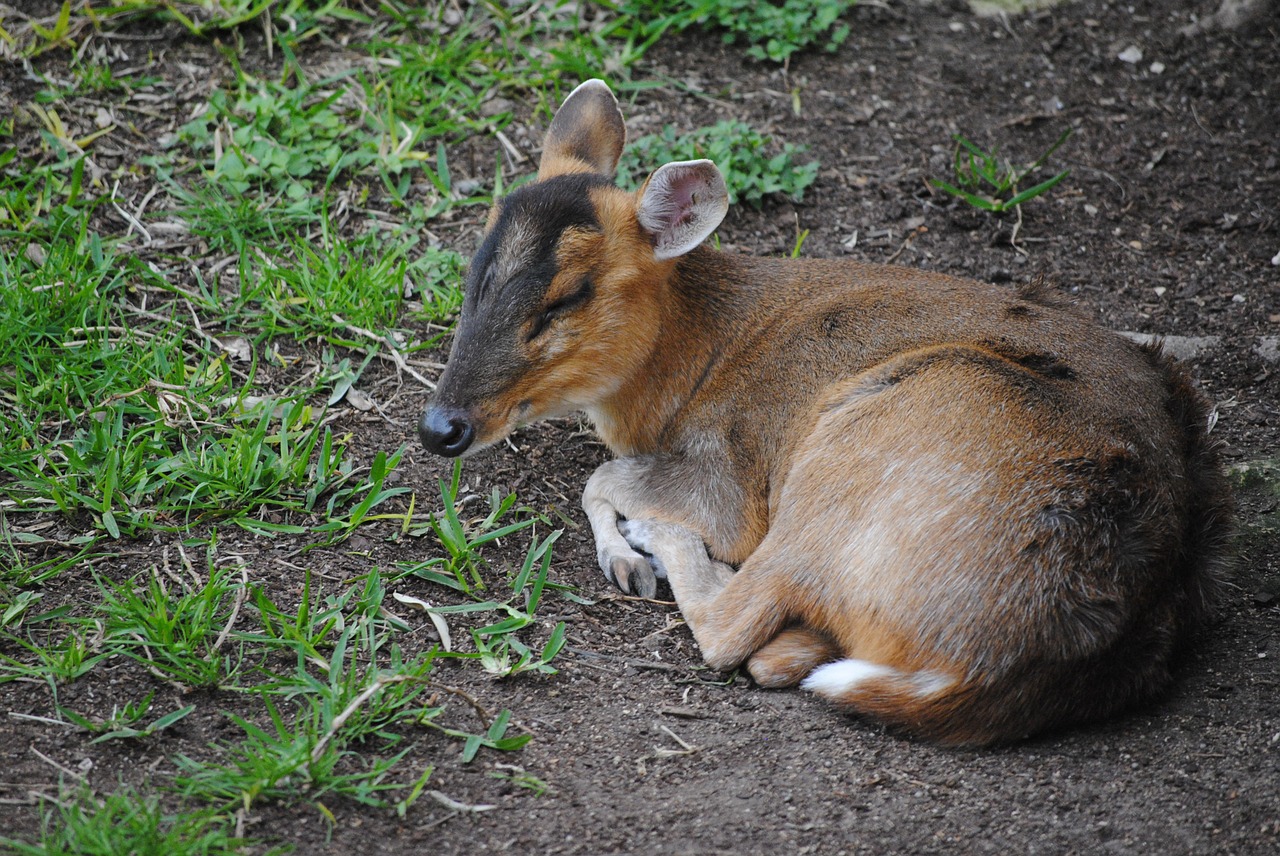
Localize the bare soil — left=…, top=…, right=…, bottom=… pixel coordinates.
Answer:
left=2, top=0, right=1278, bottom=853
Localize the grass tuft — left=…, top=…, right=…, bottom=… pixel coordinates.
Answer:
left=620, top=120, right=819, bottom=207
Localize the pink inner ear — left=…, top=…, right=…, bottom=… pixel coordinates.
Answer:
left=668, top=178, right=697, bottom=226
left=639, top=161, right=727, bottom=259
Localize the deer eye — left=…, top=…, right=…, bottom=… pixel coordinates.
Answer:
left=527, top=276, right=594, bottom=342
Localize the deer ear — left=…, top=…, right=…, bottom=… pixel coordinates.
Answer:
left=636, top=160, right=729, bottom=261
left=538, top=79, right=626, bottom=180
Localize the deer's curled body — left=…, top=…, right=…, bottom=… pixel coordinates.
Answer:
left=420, top=80, right=1232, bottom=745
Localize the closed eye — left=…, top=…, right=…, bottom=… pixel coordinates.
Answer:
left=527, top=276, right=594, bottom=341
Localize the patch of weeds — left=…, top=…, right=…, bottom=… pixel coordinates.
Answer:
left=0, top=235, right=190, bottom=420
left=0, top=232, right=231, bottom=533
left=426, top=707, right=532, bottom=764
left=406, top=529, right=570, bottom=680
left=1, top=0, right=357, bottom=58
left=407, top=460, right=540, bottom=595
left=225, top=232, right=456, bottom=343
left=1, top=0, right=76, bottom=58
left=500, top=1, right=659, bottom=88
left=9, top=382, right=407, bottom=539
left=34, top=61, right=161, bottom=103
left=626, top=0, right=856, bottom=63
left=932, top=128, right=1072, bottom=213
left=467, top=530, right=570, bottom=679
left=56, top=690, right=196, bottom=743
left=0, top=626, right=107, bottom=684
left=0, top=589, right=46, bottom=630
left=305, top=446, right=412, bottom=546
left=398, top=462, right=576, bottom=679
left=94, top=559, right=249, bottom=689
left=0, top=781, right=257, bottom=856
left=690, top=0, right=855, bottom=63
left=174, top=694, right=414, bottom=812
left=175, top=68, right=463, bottom=212
left=362, top=15, right=509, bottom=142
left=140, top=0, right=360, bottom=43
left=160, top=402, right=367, bottom=530
left=370, top=1, right=667, bottom=127
left=159, top=174, right=324, bottom=256
left=0, top=526, right=102, bottom=588
left=177, top=73, right=357, bottom=201
left=160, top=195, right=464, bottom=337
left=0, top=145, right=96, bottom=242
left=619, top=120, right=819, bottom=207
left=177, top=569, right=514, bottom=819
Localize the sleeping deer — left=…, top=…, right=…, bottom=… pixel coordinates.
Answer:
left=419, top=80, right=1232, bottom=745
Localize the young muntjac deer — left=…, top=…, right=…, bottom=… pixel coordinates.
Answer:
left=419, top=80, right=1232, bottom=745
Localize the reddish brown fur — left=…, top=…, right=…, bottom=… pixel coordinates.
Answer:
left=422, top=81, right=1233, bottom=745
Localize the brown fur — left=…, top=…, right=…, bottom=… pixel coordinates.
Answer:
left=420, top=81, right=1233, bottom=745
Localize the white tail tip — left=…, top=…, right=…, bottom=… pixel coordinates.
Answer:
left=802, top=659, right=955, bottom=698
left=801, top=659, right=893, bottom=694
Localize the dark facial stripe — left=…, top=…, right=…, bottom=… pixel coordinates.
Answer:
left=469, top=173, right=610, bottom=305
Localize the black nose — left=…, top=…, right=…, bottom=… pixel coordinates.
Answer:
left=419, top=406, right=475, bottom=457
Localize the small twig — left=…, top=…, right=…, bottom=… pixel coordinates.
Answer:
left=655, top=723, right=700, bottom=757
left=427, top=790, right=496, bottom=813
left=1190, top=103, right=1215, bottom=140
left=211, top=563, right=249, bottom=655
left=600, top=591, right=677, bottom=606
left=8, top=712, right=77, bottom=728
left=131, top=183, right=161, bottom=224
left=371, top=350, right=436, bottom=390
left=1010, top=204, right=1027, bottom=256
left=110, top=181, right=153, bottom=243
left=31, top=747, right=87, bottom=782
left=124, top=306, right=224, bottom=350
left=495, top=130, right=527, bottom=165
left=175, top=542, right=201, bottom=587
left=884, top=234, right=914, bottom=264
left=311, top=673, right=414, bottom=762
left=332, top=314, right=436, bottom=389
left=154, top=549, right=176, bottom=595
left=64, top=324, right=159, bottom=341
left=429, top=682, right=493, bottom=729
left=636, top=616, right=685, bottom=643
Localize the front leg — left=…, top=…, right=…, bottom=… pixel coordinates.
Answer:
left=617, top=518, right=735, bottom=609
left=585, top=458, right=794, bottom=673
left=582, top=459, right=676, bottom=599
left=619, top=517, right=801, bottom=676
left=582, top=451, right=755, bottom=598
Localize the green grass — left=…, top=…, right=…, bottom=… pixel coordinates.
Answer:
left=0, top=783, right=263, bottom=856
left=669, top=0, right=857, bottom=63
left=620, top=120, right=820, bottom=207
left=57, top=691, right=196, bottom=743
left=95, top=561, right=248, bottom=689
left=0, top=0, right=838, bottom=850
left=932, top=129, right=1073, bottom=213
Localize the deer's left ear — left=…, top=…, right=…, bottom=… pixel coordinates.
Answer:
left=538, top=79, right=627, bottom=180
left=636, top=160, right=729, bottom=261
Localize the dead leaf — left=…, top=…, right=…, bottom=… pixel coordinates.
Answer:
left=215, top=336, right=252, bottom=362
left=393, top=592, right=452, bottom=651
left=345, top=388, right=374, bottom=411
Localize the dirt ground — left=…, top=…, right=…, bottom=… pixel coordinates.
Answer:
left=3, top=0, right=1279, bottom=853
